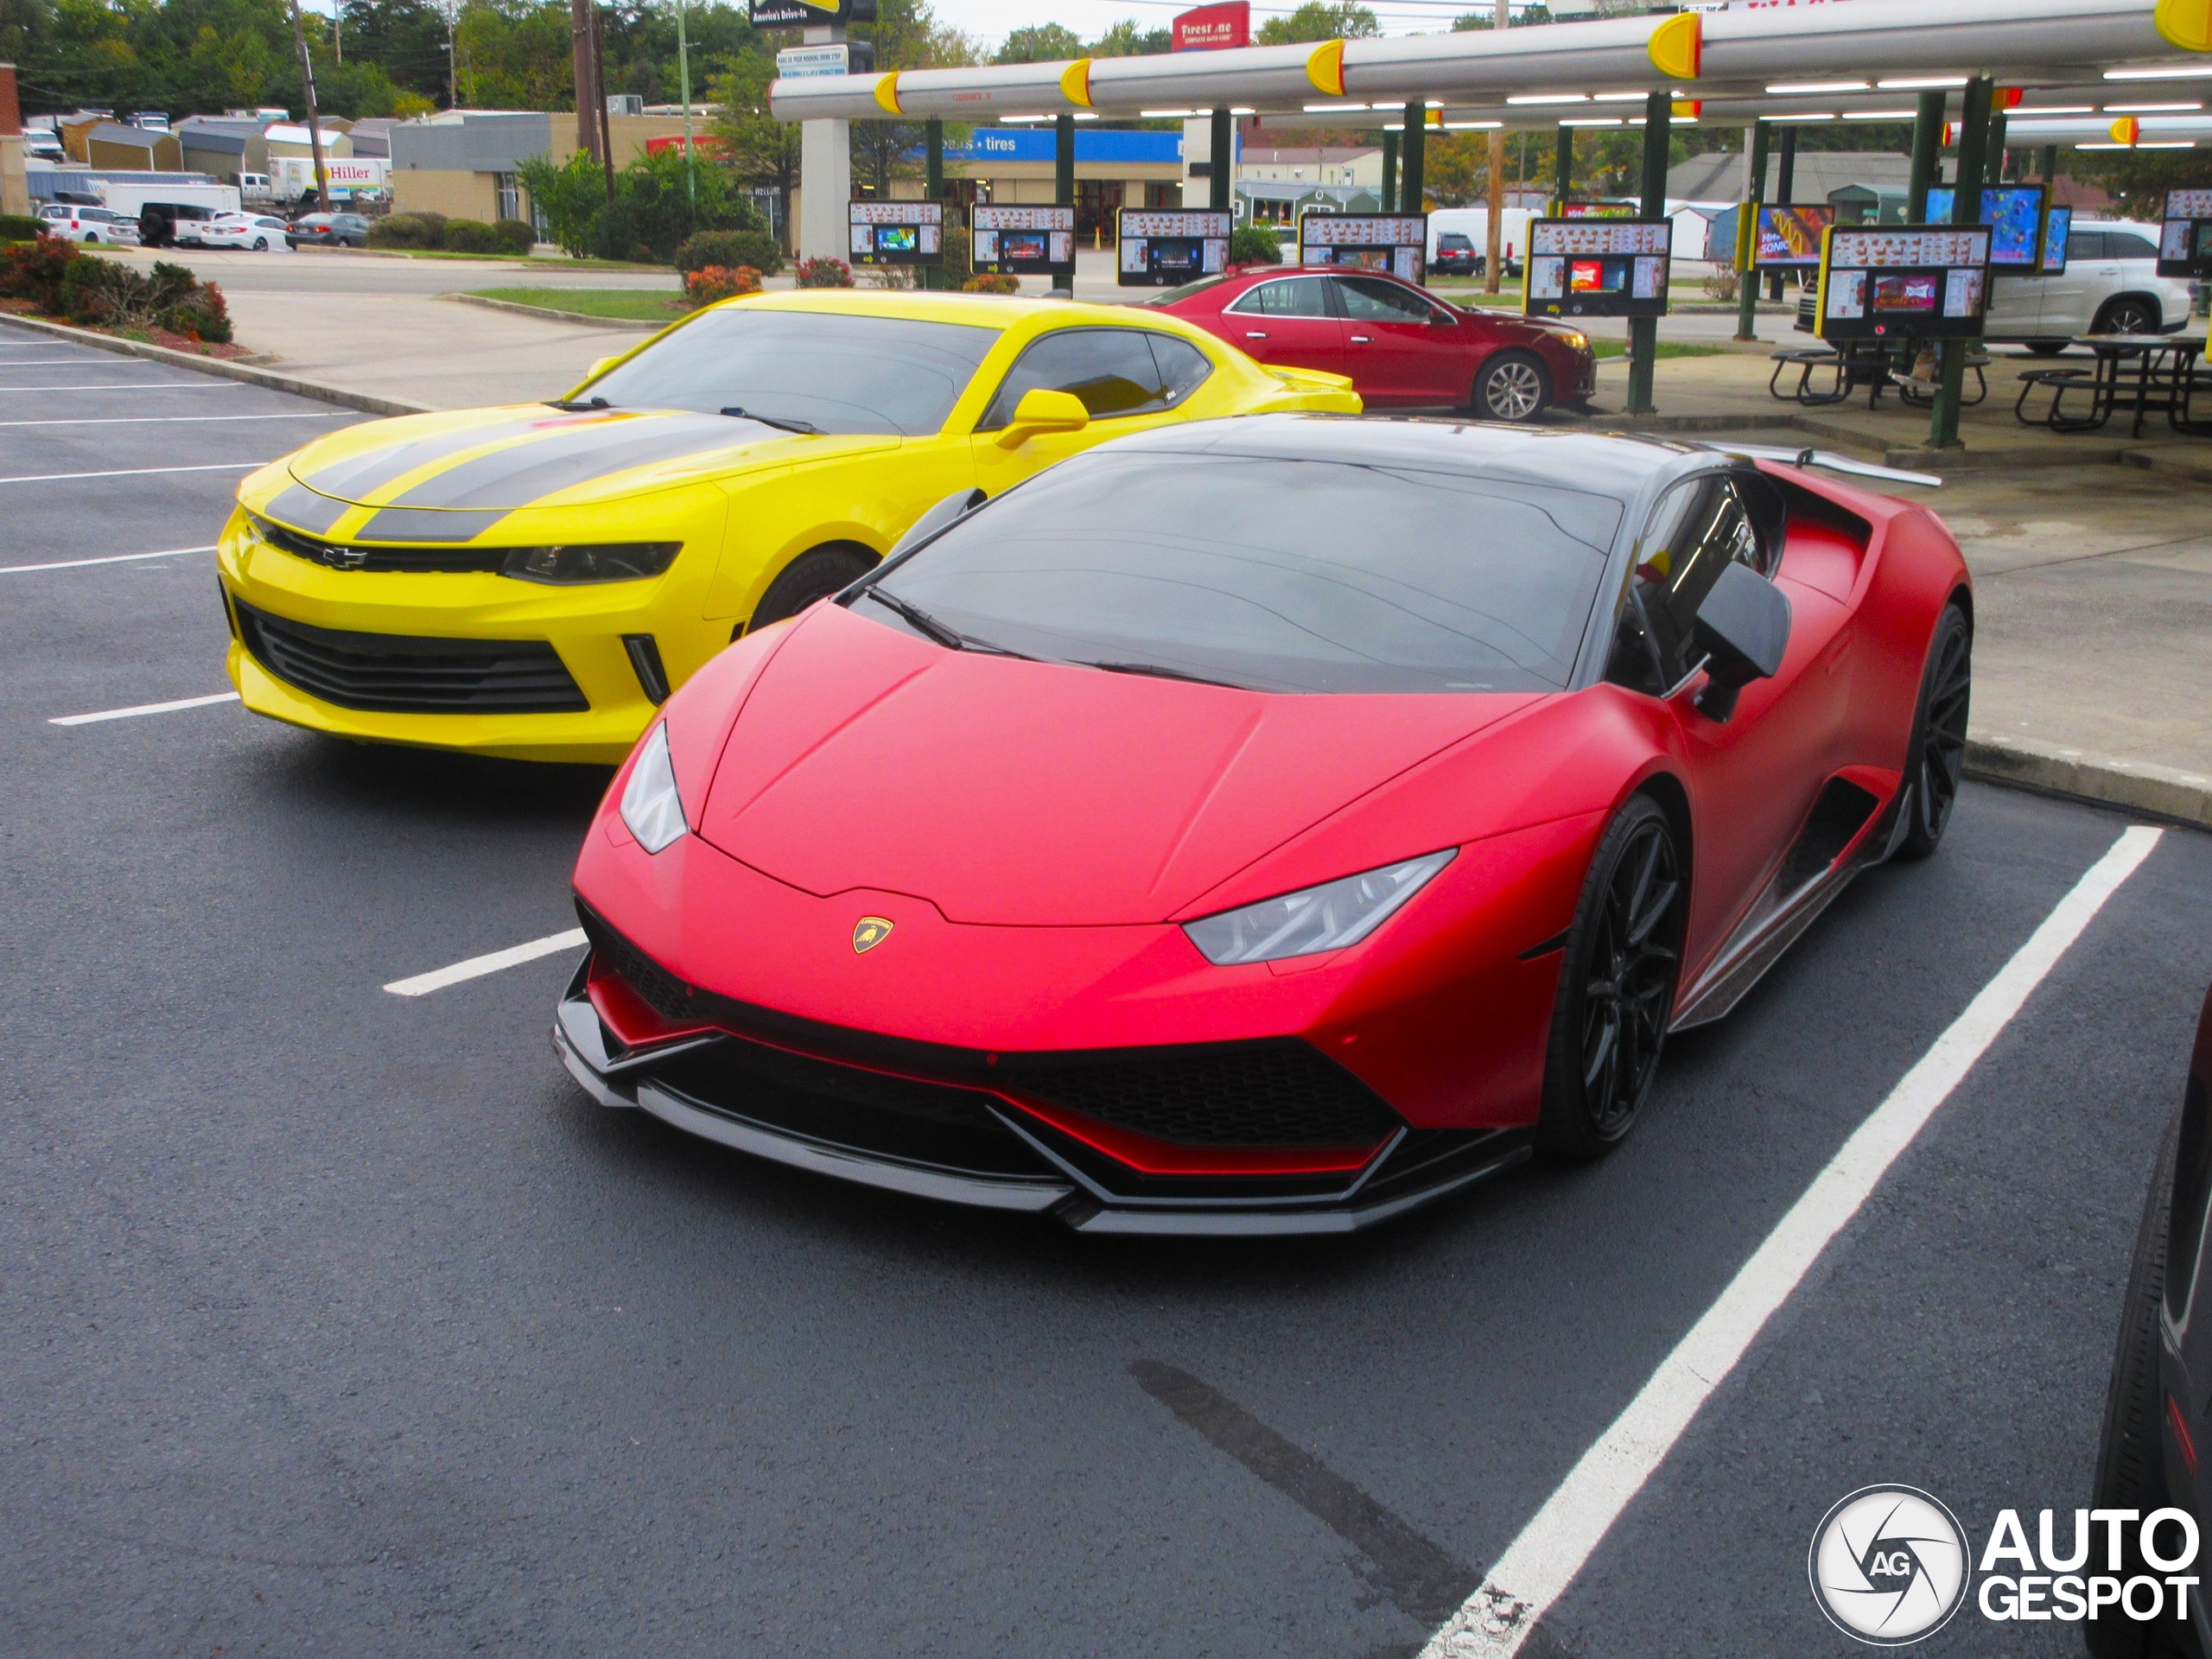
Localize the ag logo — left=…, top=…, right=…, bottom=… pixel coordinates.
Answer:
left=1809, top=1485, right=1970, bottom=1645
left=851, top=915, right=893, bottom=954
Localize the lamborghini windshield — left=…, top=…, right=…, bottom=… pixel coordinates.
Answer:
left=855, top=448, right=1621, bottom=693
left=580, top=309, right=1000, bottom=435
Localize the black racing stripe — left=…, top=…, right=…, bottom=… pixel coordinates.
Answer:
left=264, top=483, right=353, bottom=535
left=352, top=507, right=512, bottom=544
left=296, top=414, right=587, bottom=501
left=387, top=415, right=745, bottom=510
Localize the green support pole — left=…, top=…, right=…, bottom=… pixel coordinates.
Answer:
left=1401, top=102, right=1425, bottom=213
left=1735, top=119, right=1767, bottom=341
left=1907, top=89, right=1944, bottom=223
left=925, top=118, right=944, bottom=290
left=2041, top=142, right=2058, bottom=184
left=1553, top=124, right=1571, bottom=212
left=1209, top=107, right=1231, bottom=214
left=1382, top=130, right=1399, bottom=214
left=1768, top=125, right=1796, bottom=301
left=1626, top=91, right=1669, bottom=416
left=1055, top=112, right=1075, bottom=207
left=1930, top=75, right=1993, bottom=449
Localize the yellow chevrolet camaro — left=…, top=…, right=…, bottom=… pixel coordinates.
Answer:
left=215, top=289, right=1359, bottom=763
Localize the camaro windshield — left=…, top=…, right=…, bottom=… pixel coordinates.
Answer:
left=581, top=310, right=1000, bottom=435
left=859, top=449, right=1622, bottom=693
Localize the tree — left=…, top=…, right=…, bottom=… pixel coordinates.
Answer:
left=1088, top=19, right=1169, bottom=57
left=994, top=22, right=1080, bottom=63
left=851, top=0, right=977, bottom=200
left=1423, top=131, right=1489, bottom=208
left=1254, top=1, right=1376, bottom=45
left=710, top=45, right=799, bottom=251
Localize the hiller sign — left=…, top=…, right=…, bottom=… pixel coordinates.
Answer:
left=1173, top=1, right=1250, bottom=51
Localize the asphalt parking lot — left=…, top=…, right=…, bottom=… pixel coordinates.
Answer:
left=5, top=317, right=2212, bottom=1658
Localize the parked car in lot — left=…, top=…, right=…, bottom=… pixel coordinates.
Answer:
left=201, top=213, right=296, bottom=252
left=1146, top=264, right=1595, bottom=420
left=37, top=204, right=138, bottom=245
left=286, top=212, right=372, bottom=248
left=1796, top=219, right=2196, bottom=348
left=1432, top=232, right=1481, bottom=277
left=2093, top=978, right=2212, bottom=1657
left=137, top=201, right=220, bottom=248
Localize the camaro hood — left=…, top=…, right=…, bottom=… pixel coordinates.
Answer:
left=694, top=604, right=1538, bottom=927
left=268, top=403, right=877, bottom=520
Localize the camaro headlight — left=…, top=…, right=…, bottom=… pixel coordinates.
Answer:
left=502, top=543, right=681, bottom=584
left=620, top=723, right=686, bottom=853
left=1182, top=849, right=1456, bottom=966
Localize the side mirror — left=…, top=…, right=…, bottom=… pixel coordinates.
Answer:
left=995, top=387, right=1089, bottom=448
left=887, top=488, right=987, bottom=561
left=1692, top=562, right=1792, bottom=723
left=585, top=355, right=616, bottom=380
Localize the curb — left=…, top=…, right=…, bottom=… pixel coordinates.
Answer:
left=0, top=313, right=432, bottom=417
left=442, top=292, right=669, bottom=332
left=1967, top=736, right=2212, bottom=831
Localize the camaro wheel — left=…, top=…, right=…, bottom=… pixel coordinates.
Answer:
left=1474, top=351, right=1548, bottom=423
left=1537, top=796, right=1686, bottom=1159
left=1896, top=603, right=1971, bottom=860
left=749, top=545, right=877, bottom=633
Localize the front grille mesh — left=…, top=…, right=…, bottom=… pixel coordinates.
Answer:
left=232, top=597, right=588, bottom=715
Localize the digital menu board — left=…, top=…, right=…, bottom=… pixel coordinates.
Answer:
left=2158, top=188, right=2212, bottom=280
left=971, top=204, right=1074, bottom=276
left=1298, top=212, right=1427, bottom=283
left=849, top=201, right=944, bottom=267
left=1117, top=208, right=1232, bottom=287
left=1922, top=184, right=2048, bottom=270
left=2041, top=205, right=2072, bottom=276
left=1524, top=218, right=1671, bottom=319
left=1752, top=204, right=1834, bottom=269
left=1560, top=200, right=1639, bottom=219
left=1815, top=225, right=1990, bottom=342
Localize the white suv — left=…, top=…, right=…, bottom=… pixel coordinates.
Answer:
left=1796, top=217, right=2196, bottom=348
left=37, top=205, right=140, bottom=245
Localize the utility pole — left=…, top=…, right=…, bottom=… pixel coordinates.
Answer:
left=571, top=0, right=601, bottom=162
left=1484, top=0, right=1506, bottom=294
left=334, top=2, right=341, bottom=64
left=592, top=3, right=615, bottom=202
left=287, top=0, right=330, bottom=215
left=676, top=0, right=693, bottom=206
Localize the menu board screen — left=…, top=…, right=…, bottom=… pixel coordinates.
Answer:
left=1753, top=205, right=1833, bottom=269
left=1523, top=218, right=1670, bottom=318
left=1922, top=184, right=2047, bottom=270
left=2158, top=188, right=2212, bottom=279
left=1298, top=212, right=1428, bottom=283
left=1117, top=209, right=1232, bottom=287
left=849, top=200, right=943, bottom=266
left=972, top=204, right=1074, bottom=275
left=1817, top=225, right=1990, bottom=340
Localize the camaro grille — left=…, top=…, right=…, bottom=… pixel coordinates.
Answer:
left=232, top=597, right=588, bottom=715
left=255, top=516, right=505, bottom=574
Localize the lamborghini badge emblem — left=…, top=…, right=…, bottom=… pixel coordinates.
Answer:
left=852, top=916, right=893, bottom=954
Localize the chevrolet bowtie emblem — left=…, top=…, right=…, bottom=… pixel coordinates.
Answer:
left=852, top=916, right=893, bottom=954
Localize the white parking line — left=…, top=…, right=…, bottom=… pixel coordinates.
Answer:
left=1423, top=823, right=2166, bottom=1659
left=1, top=544, right=217, bottom=575
left=384, top=929, right=589, bottom=997
left=0, top=414, right=340, bottom=429
left=0, top=382, right=249, bottom=392
left=49, top=691, right=241, bottom=727
left=0, top=358, right=167, bottom=366
left=0, top=464, right=259, bottom=486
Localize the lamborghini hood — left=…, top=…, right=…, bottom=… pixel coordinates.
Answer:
left=693, top=604, right=1538, bottom=927
left=260, top=403, right=876, bottom=526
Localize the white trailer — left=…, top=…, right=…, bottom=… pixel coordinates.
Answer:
left=95, top=180, right=241, bottom=218
left=270, top=156, right=390, bottom=205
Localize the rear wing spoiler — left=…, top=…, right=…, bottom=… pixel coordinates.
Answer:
left=1696, top=442, right=1942, bottom=490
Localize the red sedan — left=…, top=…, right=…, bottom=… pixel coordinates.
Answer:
left=1143, top=264, right=1597, bottom=422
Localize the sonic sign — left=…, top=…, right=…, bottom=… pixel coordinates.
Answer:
left=749, top=0, right=874, bottom=28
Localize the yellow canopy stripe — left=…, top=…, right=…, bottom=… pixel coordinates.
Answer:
left=873, top=73, right=902, bottom=114
left=1306, top=39, right=1347, bottom=97
left=1648, top=11, right=1702, bottom=81
left=1060, top=59, right=1094, bottom=108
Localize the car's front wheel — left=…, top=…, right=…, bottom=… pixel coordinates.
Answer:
left=1896, top=602, right=1972, bottom=860
left=1536, top=794, right=1686, bottom=1159
left=252, top=237, right=268, bottom=251
left=2095, top=296, right=2162, bottom=337
left=1473, top=350, right=1548, bottom=423
left=747, top=545, right=877, bottom=634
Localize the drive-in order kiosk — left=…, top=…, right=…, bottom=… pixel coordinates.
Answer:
left=971, top=204, right=1075, bottom=281
left=849, top=201, right=944, bottom=269
left=1297, top=213, right=1427, bottom=283
left=1815, top=226, right=1992, bottom=342
left=2158, top=189, right=2212, bottom=280
left=1116, top=209, right=1230, bottom=287
left=1924, top=184, right=2050, bottom=273
left=1525, top=219, right=1671, bottom=319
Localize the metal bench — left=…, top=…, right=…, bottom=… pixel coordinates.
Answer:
left=2013, top=365, right=2111, bottom=432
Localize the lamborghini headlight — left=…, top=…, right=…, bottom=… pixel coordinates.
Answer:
left=1182, top=849, right=1457, bottom=966
left=620, top=723, right=686, bottom=853
left=502, top=543, right=681, bottom=584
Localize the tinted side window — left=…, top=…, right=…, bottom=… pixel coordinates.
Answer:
left=1226, top=276, right=1335, bottom=318
left=1147, top=334, right=1215, bottom=404
left=981, top=328, right=1185, bottom=427
left=1605, top=474, right=1761, bottom=694
left=2106, top=231, right=2158, bottom=261
left=2068, top=230, right=2106, bottom=260
left=1333, top=276, right=1437, bottom=324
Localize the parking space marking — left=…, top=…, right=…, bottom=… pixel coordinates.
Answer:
left=0, top=464, right=259, bottom=486
left=0, top=358, right=175, bottom=366
left=1424, top=823, right=2165, bottom=1659
left=49, top=691, right=240, bottom=727
left=2, top=544, right=217, bottom=575
left=0, top=382, right=250, bottom=393
left=0, top=414, right=342, bottom=429
left=384, top=930, right=589, bottom=997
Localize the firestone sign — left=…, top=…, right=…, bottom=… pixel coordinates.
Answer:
left=1172, top=1, right=1250, bottom=51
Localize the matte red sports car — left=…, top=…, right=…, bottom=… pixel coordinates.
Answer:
left=1142, top=265, right=1598, bottom=422
left=557, top=418, right=1971, bottom=1234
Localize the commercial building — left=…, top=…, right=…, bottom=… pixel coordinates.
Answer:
left=387, top=107, right=718, bottom=225
left=0, top=62, right=26, bottom=217
left=872, top=126, right=1185, bottom=240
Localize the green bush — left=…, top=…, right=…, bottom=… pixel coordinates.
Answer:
left=941, top=223, right=973, bottom=288
left=518, top=149, right=766, bottom=264
left=59, top=255, right=149, bottom=326
left=440, top=219, right=502, bottom=254
left=0, top=214, right=44, bottom=244
left=674, top=228, right=783, bottom=277
left=0, top=233, right=79, bottom=310
left=793, top=256, right=853, bottom=289
left=367, top=213, right=434, bottom=249
left=1230, top=225, right=1283, bottom=266
left=493, top=219, right=538, bottom=256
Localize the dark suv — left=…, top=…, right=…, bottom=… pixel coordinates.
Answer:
left=138, top=201, right=219, bottom=248
left=1433, top=232, right=1479, bottom=276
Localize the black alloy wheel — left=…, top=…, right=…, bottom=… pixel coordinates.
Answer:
left=252, top=236, right=269, bottom=251
left=2096, top=296, right=2161, bottom=337
left=1897, top=604, right=1972, bottom=861
left=747, top=544, right=878, bottom=635
left=1537, top=796, right=1686, bottom=1159
left=1474, top=350, right=1548, bottom=423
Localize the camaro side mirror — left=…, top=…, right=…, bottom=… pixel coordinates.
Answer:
left=585, top=355, right=616, bottom=380
left=995, top=388, right=1089, bottom=448
left=887, top=488, right=988, bottom=561
left=1692, top=562, right=1792, bottom=723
